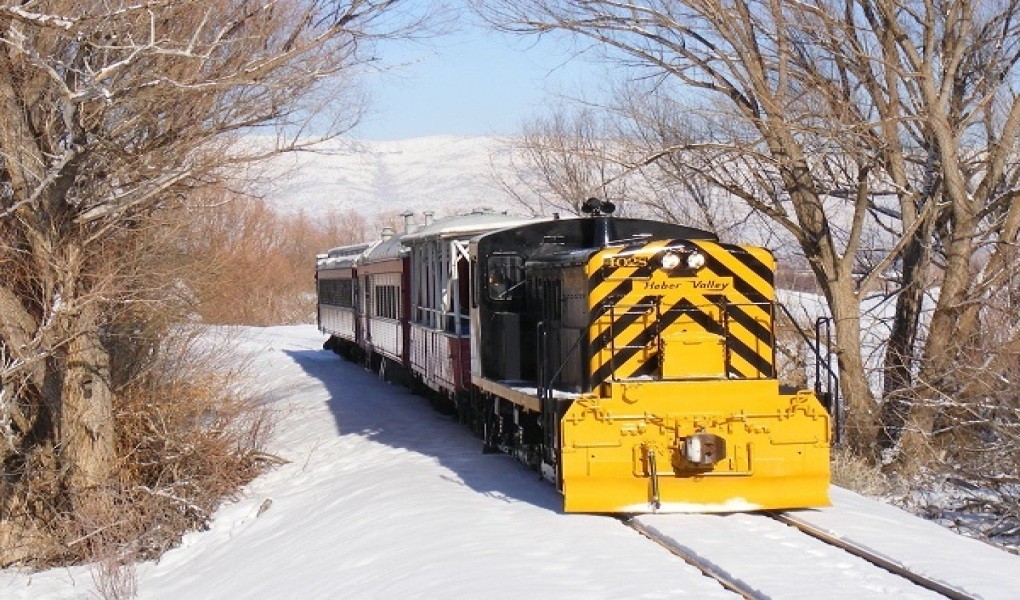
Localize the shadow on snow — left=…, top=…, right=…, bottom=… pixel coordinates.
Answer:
left=282, top=346, right=562, bottom=513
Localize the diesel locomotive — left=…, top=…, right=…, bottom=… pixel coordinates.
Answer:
left=318, top=202, right=831, bottom=513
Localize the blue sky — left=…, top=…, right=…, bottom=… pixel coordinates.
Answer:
left=349, top=14, right=604, bottom=140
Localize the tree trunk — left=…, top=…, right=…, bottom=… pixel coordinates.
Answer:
left=892, top=208, right=977, bottom=468
left=59, top=305, right=115, bottom=493
left=828, top=285, right=878, bottom=454
left=780, top=157, right=879, bottom=453
left=878, top=233, right=928, bottom=454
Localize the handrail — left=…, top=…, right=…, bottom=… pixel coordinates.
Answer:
left=775, top=303, right=841, bottom=389
left=775, top=302, right=843, bottom=445
left=815, top=316, right=843, bottom=446
left=600, top=300, right=775, bottom=381
left=414, top=305, right=469, bottom=334
left=537, top=321, right=550, bottom=401
left=539, top=299, right=803, bottom=393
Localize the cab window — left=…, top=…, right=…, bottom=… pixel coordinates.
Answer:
left=487, top=255, right=523, bottom=302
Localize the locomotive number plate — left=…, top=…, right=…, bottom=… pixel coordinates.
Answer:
left=603, top=255, right=649, bottom=268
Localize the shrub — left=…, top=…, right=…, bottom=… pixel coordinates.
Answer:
left=830, top=445, right=892, bottom=497
left=0, top=328, right=275, bottom=574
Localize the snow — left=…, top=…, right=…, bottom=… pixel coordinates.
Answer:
left=634, top=513, right=944, bottom=598
left=264, top=136, right=520, bottom=219
left=784, top=487, right=1019, bottom=599
left=0, top=326, right=724, bottom=599
left=3, top=325, right=1018, bottom=599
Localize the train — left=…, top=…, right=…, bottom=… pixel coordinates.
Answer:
left=317, top=201, right=831, bottom=513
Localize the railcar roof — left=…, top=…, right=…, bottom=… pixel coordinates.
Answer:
left=401, top=210, right=542, bottom=242
left=317, top=241, right=378, bottom=270
left=326, top=241, right=374, bottom=257
left=361, top=235, right=405, bottom=263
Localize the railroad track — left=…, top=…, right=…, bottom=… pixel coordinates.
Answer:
left=626, top=518, right=758, bottom=599
left=344, top=359, right=1015, bottom=598
left=624, top=512, right=977, bottom=599
left=771, top=512, right=973, bottom=600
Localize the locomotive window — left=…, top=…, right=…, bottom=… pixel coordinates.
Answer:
left=470, top=259, right=478, bottom=308
left=487, top=255, right=523, bottom=302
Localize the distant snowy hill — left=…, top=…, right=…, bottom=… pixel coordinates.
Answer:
left=264, top=135, right=524, bottom=218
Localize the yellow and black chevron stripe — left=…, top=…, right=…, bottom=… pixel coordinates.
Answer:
left=586, top=239, right=775, bottom=384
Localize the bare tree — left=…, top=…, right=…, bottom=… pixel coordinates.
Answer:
left=174, top=187, right=377, bottom=326
left=867, top=1, right=1020, bottom=466
left=495, top=105, right=639, bottom=216
left=614, top=88, right=795, bottom=246
left=0, top=0, right=425, bottom=563
left=476, top=0, right=1020, bottom=461
left=476, top=0, right=886, bottom=450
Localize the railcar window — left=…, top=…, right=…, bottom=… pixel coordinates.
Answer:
left=319, top=278, right=354, bottom=308
left=487, top=255, right=523, bottom=302
left=374, top=284, right=400, bottom=320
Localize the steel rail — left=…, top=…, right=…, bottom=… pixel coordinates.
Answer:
left=624, top=518, right=760, bottom=599
left=627, top=513, right=977, bottom=600
left=770, top=512, right=975, bottom=600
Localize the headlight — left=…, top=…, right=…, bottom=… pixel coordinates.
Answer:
left=659, top=251, right=682, bottom=270
left=686, top=251, right=706, bottom=269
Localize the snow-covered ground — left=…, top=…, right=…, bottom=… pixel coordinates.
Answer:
left=3, top=325, right=1018, bottom=599
left=635, top=486, right=1019, bottom=599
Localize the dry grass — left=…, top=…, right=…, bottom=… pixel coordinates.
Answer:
left=830, top=445, right=892, bottom=497
left=92, top=553, right=138, bottom=600
left=174, top=190, right=401, bottom=326
left=103, top=329, right=274, bottom=559
left=0, top=328, right=276, bottom=598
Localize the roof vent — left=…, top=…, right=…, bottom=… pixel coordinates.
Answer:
left=423, top=210, right=435, bottom=226
left=381, top=227, right=395, bottom=241
left=401, top=211, right=415, bottom=234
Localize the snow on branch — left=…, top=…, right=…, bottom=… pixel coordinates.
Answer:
left=0, top=146, right=83, bottom=220
left=0, top=6, right=75, bottom=30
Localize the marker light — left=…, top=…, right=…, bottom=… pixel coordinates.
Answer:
left=660, top=251, right=682, bottom=270
left=686, top=251, right=706, bottom=270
